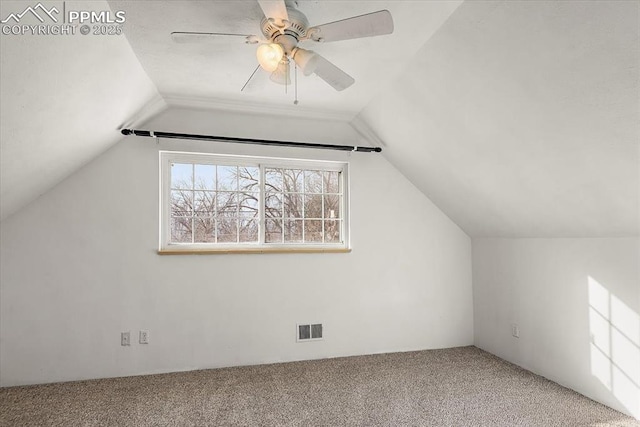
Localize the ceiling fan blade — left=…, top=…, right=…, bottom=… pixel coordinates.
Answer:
left=308, top=10, right=393, bottom=43
left=257, top=0, right=289, bottom=24
left=313, top=54, right=354, bottom=91
left=171, top=32, right=260, bottom=44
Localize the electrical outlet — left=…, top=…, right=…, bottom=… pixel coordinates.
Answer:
left=139, top=330, right=149, bottom=344
left=121, top=332, right=130, bottom=346
left=511, top=324, right=520, bottom=338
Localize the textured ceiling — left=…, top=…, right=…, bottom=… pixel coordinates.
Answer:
left=1, top=0, right=637, bottom=239
left=108, top=0, right=462, bottom=117
left=358, top=0, right=639, bottom=237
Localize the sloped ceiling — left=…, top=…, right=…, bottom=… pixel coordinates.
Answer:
left=1, top=0, right=637, bottom=239
left=0, top=0, right=160, bottom=220
left=1, top=0, right=461, bottom=221
left=358, top=0, right=639, bottom=237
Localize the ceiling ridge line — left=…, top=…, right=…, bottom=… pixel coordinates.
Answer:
left=119, top=94, right=168, bottom=130
left=350, top=116, right=386, bottom=148
left=162, top=95, right=357, bottom=123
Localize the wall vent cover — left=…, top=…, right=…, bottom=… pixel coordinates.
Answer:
left=297, top=323, right=323, bottom=341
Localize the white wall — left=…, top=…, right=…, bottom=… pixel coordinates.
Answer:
left=473, top=238, right=640, bottom=418
left=0, top=108, right=473, bottom=386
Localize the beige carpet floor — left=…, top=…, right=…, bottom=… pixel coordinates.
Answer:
left=1, top=346, right=637, bottom=426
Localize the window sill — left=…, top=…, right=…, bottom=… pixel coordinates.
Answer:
left=157, top=247, right=352, bottom=255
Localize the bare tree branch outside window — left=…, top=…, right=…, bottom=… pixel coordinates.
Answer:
left=168, top=161, right=343, bottom=245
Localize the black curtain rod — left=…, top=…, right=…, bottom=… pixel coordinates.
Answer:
left=120, top=129, right=382, bottom=153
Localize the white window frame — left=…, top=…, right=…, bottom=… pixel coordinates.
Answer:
left=159, top=151, right=350, bottom=254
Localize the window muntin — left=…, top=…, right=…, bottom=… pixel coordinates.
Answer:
left=160, top=152, right=348, bottom=252
left=263, top=168, right=342, bottom=244
left=169, top=164, right=260, bottom=244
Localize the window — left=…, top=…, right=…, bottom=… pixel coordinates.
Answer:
left=159, top=151, right=349, bottom=253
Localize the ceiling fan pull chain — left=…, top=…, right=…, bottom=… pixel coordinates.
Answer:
left=286, top=59, right=291, bottom=95
left=241, top=65, right=261, bottom=92
left=294, top=63, right=299, bottom=105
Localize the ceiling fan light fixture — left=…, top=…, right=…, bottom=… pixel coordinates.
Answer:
left=292, top=48, right=319, bottom=76
left=270, top=60, right=291, bottom=85
left=256, top=43, right=284, bottom=72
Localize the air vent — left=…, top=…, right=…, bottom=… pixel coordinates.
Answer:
left=297, top=323, right=323, bottom=341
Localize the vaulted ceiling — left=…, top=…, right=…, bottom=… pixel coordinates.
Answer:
left=0, top=0, right=159, bottom=220
left=1, top=0, right=637, bottom=237
left=107, top=0, right=462, bottom=116
left=359, top=0, right=639, bottom=237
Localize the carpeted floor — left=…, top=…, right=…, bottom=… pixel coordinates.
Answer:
left=0, top=346, right=637, bottom=426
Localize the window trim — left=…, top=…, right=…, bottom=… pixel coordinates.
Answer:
left=159, top=151, right=350, bottom=254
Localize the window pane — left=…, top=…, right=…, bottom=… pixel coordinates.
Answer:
left=324, top=195, right=340, bottom=219
left=171, top=163, right=192, bottom=189
left=239, top=213, right=259, bottom=243
left=284, top=220, right=303, bottom=242
left=324, top=220, right=341, bottom=243
left=171, top=217, right=192, bottom=243
left=194, top=164, right=215, bottom=190
left=194, top=191, right=215, bottom=217
left=283, top=169, right=303, bottom=193
left=171, top=190, right=193, bottom=216
left=238, top=192, right=259, bottom=214
left=304, top=170, right=323, bottom=194
left=217, top=217, right=238, bottom=243
left=217, top=166, right=237, bottom=191
left=324, top=171, right=340, bottom=193
left=238, top=167, right=259, bottom=191
left=304, top=220, right=323, bottom=242
left=283, top=193, right=303, bottom=218
left=304, top=195, right=322, bottom=219
left=194, top=217, right=215, bottom=242
left=265, top=218, right=282, bottom=243
left=265, top=193, right=282, bottom=219
left=265, top=168, right=282, bottom=193
left=217, top=192, right=237, bottom=216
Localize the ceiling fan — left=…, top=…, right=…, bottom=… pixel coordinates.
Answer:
left=171, top=0, right=394, bottom=92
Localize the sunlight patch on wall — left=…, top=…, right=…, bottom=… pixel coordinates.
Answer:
left=588, top=276, right=640, bottom=418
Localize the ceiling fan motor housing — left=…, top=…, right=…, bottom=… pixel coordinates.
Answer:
left=260, top=5, right=309, bottom=52
left=273, top=34, right=298, bottom=56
